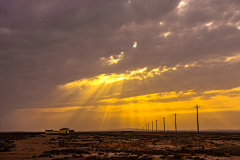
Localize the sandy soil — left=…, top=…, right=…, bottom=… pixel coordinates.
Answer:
left=1, top=132, right=240, bottom=160
left=0, top=134, right=58, bottom=160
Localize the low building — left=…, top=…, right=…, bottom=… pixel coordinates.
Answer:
left=45, top=128, right=74, bottom=134
left=45, top=129, right=59, bottom=134
left=59, top=128, right=70, bottom=133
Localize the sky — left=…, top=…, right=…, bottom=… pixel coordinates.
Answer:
left=1, top=0, right=240, bottom=132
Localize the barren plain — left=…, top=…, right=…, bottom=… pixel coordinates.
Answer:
left=1, top=132, right=240, bottom=160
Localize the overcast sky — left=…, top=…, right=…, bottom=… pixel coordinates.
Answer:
left=1, top=0, right=240, bottom=131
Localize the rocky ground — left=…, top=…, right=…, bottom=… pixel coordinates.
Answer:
left=1, top=132, right=240, bottom=160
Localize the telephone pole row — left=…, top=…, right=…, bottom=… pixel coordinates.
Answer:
left=143, top=105, right=200, bottom=135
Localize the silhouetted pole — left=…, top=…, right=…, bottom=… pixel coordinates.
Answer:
left=195, top=104, right=200, bottom=137
left=173, top=113, right=177, bottom=133
left=148, top=123, right=149, bottom=132
left=152, top=121, right=153, bottom=132
left=163, top=117, right=165, bottom=133
left=145, top=124, right=147, bottom=132
left=156, top=119, right=157, bottom=132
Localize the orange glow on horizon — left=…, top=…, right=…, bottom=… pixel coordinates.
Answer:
left=12, top=55, right=240, bottom=131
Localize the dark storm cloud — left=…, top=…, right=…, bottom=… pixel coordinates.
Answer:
left=0, top=0, right=240, bottom=119
left=0, top=0, right=180, bottom=107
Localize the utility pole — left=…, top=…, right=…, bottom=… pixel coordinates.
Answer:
left=195, top=104, right=200, bottom=137
left=145, top=124, right=147, bottom=132
left=173, top=113, right=177, bottom=133
left=148, top=123, right=149, bottom=132
left=156, top=119, right=157, bottom=132
left=152, top=121, right=153, bottom=132
left=163, top=117, right=165, bottom=133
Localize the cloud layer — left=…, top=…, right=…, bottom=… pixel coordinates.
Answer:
left=1, top=0, right=240, bottom=131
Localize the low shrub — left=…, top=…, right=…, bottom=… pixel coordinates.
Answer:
left=0, top=142, right=15, bottom=152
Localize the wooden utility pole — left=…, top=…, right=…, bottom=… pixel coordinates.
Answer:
left=156, top=119, right=158, bottom=132
left=152, top=121, right=153, bottom=132
left=173, top=113, right=177, bottom=133
left=195, top=104, right=200, bottom=137
left=163, top=117, right=165, bottom=133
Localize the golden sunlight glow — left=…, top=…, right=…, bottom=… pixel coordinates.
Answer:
left=60, top=53, right=240, bottom=91
left=177, top=0, right=188, bottom=15
left=95, top=86, right=240, bottom=118
left=225, top=54, right=240, bottom=62
left=98, top=90, right=196, bottom=105
left=164, top=32, right=171, bottom=37
left=54, top=54, right=240, bottom=131
left=133, top=41, right=137, bottom=48
left=177, top=1, right=186, bottom=9
left=184, top=61, right=197, bottom=67
left=204, top=86, right=240, bottom=95
left=205, top=22, right=213, bottom=26
left=59, top=67, right=148, bottom=89
left=59, top=65, right=181, bottom=90
left=18, top=84, right=240, bottom=131
left=101, top=52, right=124, bottom=65
left=18, top=106, right=83, bottom=113
left=203, top=53, right=240, bottom=64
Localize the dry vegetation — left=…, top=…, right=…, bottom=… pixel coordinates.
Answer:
left=1, top=132, right=240, bottom=160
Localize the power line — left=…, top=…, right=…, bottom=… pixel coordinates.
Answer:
left=203, top=94, right=239, bottom=107
left=140, top=95, right=240, bottom=134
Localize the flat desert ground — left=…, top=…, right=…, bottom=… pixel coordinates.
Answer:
left=1, top=132, right=240, bottom=160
